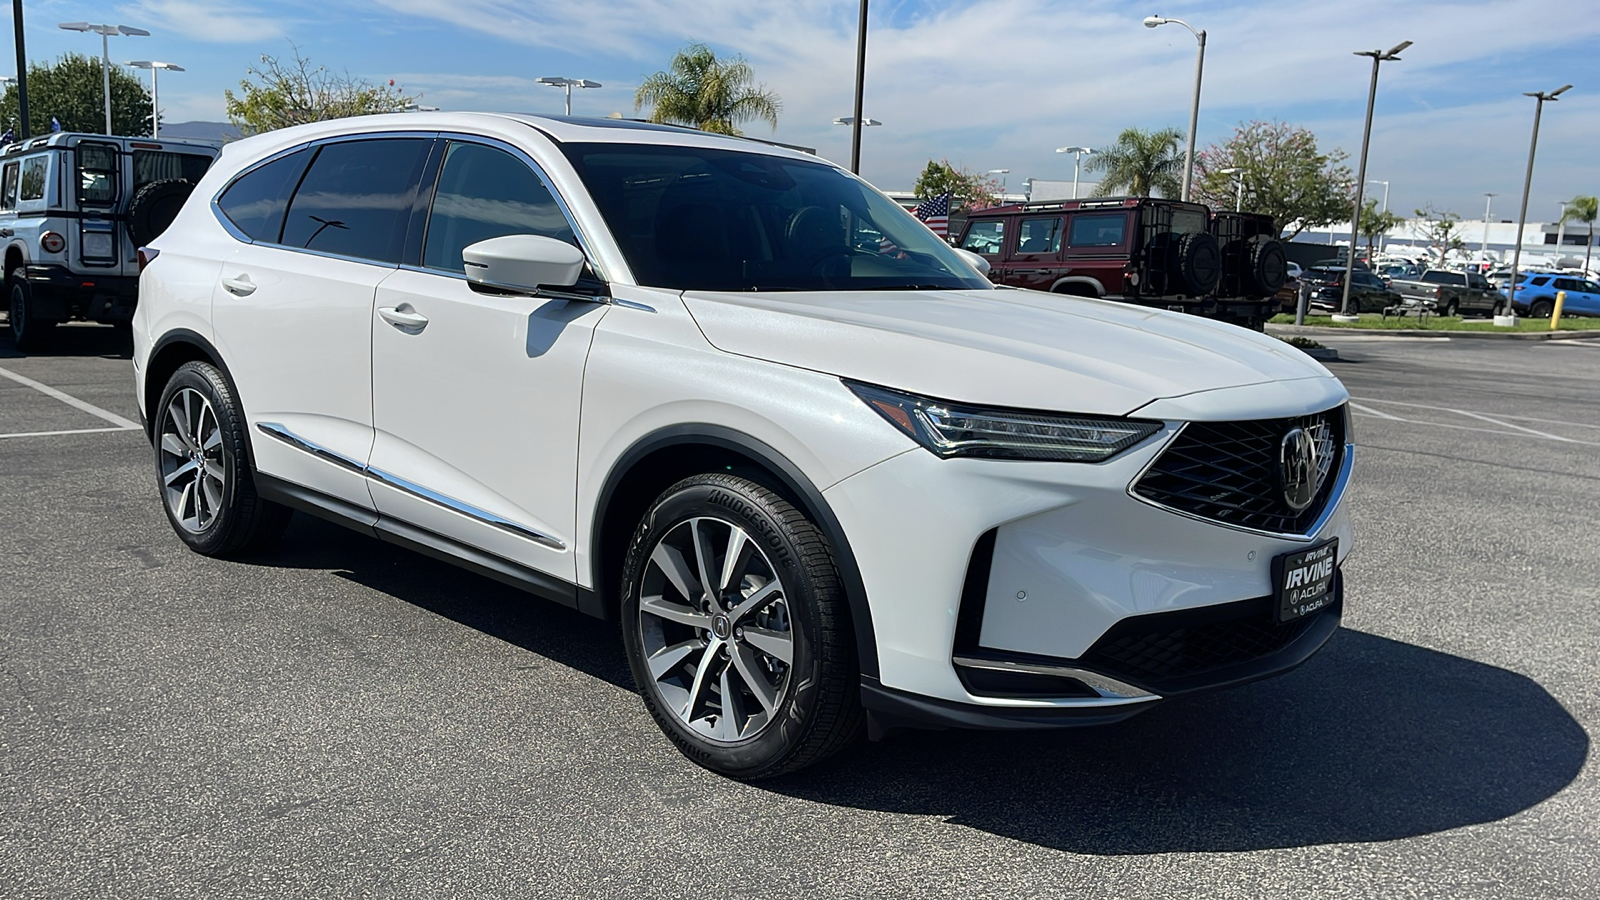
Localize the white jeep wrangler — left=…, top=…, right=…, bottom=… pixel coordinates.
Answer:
left=1, top=132, right=220, bottom=350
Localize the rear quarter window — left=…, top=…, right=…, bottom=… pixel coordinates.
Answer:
left=216, top=148, right=313, bottom=243
left=19, top=156, right=46, bottom=201
left=133, top=151, right=214, bottom=190
left=1068, top=213, right=1127, bottom=247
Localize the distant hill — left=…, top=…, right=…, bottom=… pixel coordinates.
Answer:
left=158, top=121, right=236, bottom=142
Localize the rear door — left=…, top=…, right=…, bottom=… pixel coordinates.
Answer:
left=1062, top=210, right=1130, bottom=298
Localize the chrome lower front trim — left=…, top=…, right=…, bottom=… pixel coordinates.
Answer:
left=254, top=422, right=566, bottom=552
left=951, top=655, right=1160, bottom=706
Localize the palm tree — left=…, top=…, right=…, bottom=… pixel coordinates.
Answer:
left=1562, top=194, right=1598, bottom=273
left=1085, top=127, right=1184, bottom=198
left=634, top=43, right=781, bottom=136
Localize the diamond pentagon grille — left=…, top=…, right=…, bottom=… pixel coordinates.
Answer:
left=1133, top=406, right=1345, bottom=534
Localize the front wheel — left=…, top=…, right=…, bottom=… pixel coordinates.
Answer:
left=620, top=473, right=864, bottom=778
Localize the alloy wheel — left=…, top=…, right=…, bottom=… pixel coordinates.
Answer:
left=158, top=387, right=226, bottom=533
left=637, top=516, right=794, bottom=743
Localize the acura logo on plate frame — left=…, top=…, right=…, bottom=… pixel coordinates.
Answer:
left=1279, top=427, right=1320, bottom=512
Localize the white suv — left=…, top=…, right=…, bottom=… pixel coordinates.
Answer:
left=133, top=113, right=1353, bottom=778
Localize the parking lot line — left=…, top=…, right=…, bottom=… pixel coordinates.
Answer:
left=0, top=365, right=141, bottom=430
left=0, top=425, right=141, bottom=440
left=1350, top=396, right=1600, bottom=445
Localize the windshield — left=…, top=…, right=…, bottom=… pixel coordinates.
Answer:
left=560, top=143, right=990, bottom=292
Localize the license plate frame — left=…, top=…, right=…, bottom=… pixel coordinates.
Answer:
left=1272, top=538, right=1338, bottom=623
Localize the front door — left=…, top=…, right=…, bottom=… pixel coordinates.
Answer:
left=958, top=217, right=1007, bottom=284
left=1003, top=215, right=1063, bottom=292
left=368, top=140, right=607, bottom=583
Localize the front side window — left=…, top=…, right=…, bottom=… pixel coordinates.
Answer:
left=423, top=142, right=575, bottom=273
left=562, top=143, right=989, bottom=292
left=961, top=220, right=1006, bottom=256
left=1015, top=217, right=1062, bottom=255
left=281, top=138, right=431, bottom=264
left=1069, top=213, right=1128, bottom=247
left=0, top=162, right=17, bottom=210
left=19, top=156, right=46, bottom=201
left=217, top=148, right=313, bottom=243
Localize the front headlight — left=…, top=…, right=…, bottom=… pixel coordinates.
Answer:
left=847, top=381, right=1162, bottom=462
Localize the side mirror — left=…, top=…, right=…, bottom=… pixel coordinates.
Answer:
left=462, top=234, right=585, bottom=294
left=953, top=246, right=992, bottom=276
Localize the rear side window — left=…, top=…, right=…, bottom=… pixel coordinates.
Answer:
left=960, top=219, right=1005, bottom=255
left=217, top=148, right=312, bottom=243
left=1069, top=213, right=1127, bottom=247
left=19, top=156, right=46, bottom=201
left=0, top=162, right=17, bottom=210
left=423, top=141, right=575, bottom=273
left=133, top=150, right=213, bottom=191
left=281, top=138, right=431, bottom=264
left=1014, top=217, right=1061, bottom=255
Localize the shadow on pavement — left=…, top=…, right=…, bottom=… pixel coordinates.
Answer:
left=0, top=321, right=132, bottom=359
left=260, top=516, right=1585, bottom=855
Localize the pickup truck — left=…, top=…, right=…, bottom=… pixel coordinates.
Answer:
left=1388, top=269, right=1503, bottom=318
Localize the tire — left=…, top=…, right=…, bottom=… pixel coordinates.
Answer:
left=7, top=269, right=55, bottom=351
left=1173, top=231, right=1222, bottom=295
left=1245, top=236, right=1288, bottom=295
left=126, top=178, right=195, bottom=247
left=621, top=473, right=864, bottom=779
left=1530, top=300, right=1553, bottom=319
left=153, top=361, right=291, bottom=556
left=1442, top=299, right=1459, bottom=318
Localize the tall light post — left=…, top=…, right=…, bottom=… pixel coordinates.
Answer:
left=832, top=116, right=881, bottom=127
left=1219, top=166, right=1244, bottom=211
left=534, top=76, right=601, bottom=116
left=1500, top=84, right=1572, bottom=326
left=1482, top=192, right=1497, bottom=257
left=58, top=22, right=150, bottom=135
left=1366, top=179, right=1390, bottom=212
left=1055, top=146, right=1094, bottom=199
left=986, top=168, right=1010, bottom=198
left=1336, top=40, right=1410, bottom=321
left=1144, top=15, right=1205, bottom=201
left=124, top=61, right=181, bottom=138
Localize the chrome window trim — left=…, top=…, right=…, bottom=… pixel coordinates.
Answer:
left=1124, top=413, right=1354, bottom=543
left=255, top=422, right=566, bottom=551
left=951, top=656, right=1160, bottom=706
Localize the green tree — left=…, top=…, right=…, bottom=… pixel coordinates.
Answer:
left=911, top=159, right=1000, bottom=210
left=1561, top=194, right=1598, bottom=272
left=0, top=53, right=152, bottom=136
left=1084, top=127, right=1183, bottom=198
left=634, top=43, right=780, bottom=136
left=1415, top=205, right=1466, bottom=266
left=1357, top=199, right=1401, bottom=256
left=224, top=47, right=416, bottom=137
left=1193, top=120, right=1354, bottom=239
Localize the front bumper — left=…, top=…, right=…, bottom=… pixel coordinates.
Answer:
left=824, top=387, right=1353, bottom=726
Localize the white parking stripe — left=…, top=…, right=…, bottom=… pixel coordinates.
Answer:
left=1448, top=409, right=1576, bottom=441
left=1350, top=396, right=1600, bottom=445
left=0, top=425, right=140, bottom=440
left=1348, top=402, right=1403, bottom=420
left=0, top=365, right=141, bottom=430
left=1353, top=396, right=1600, bottom=431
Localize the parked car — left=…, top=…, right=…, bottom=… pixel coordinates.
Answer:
left=2, top=131, right=220, bottom=349
left=1301, top=266, right=1401, bottom=313
left=956, top=197, right=1226, bottom=316
left=1389, top=269, right=1503, bottom=317
left=1508, top=273, right=1600, bottom=317
left=1209, top=210, right=1289, bottom=330
left=135, top=112, right=1352, bottom=778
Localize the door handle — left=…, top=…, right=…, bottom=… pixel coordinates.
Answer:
left=378, top=305, right=429, bottom=331
left=220, top=273, right=256, bottom=296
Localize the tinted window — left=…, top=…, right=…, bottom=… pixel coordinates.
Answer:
left=1421, top=271, right=1460, bottom=285
left=1169, top=209, right=1206, bottom=235
left=217, top=149, right=312, bottom=243
left=281, top=138, right=431, bottom=264
left=423, top=142, right=574, bottom=273
left=1069, top=213, right=1127, bottom=247
left=0, top=162, right=16, bottom=210
left=19, top=156, right=46, bottom=201
left=1529, top=276, right=1552, bottom=286
left=133, top=150, right=212, bottom=191
left=77, top=144, right=117, bottom=206
left=961, top=220, right=1006, bottom=255
left=1555, top=277, right=1581, bottom=291
left=1014, top=217, right=1061, bottom=255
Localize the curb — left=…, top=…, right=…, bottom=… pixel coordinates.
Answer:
left=1266, top=323, right=1600, bottom=341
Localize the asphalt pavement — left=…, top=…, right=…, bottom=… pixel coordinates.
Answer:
left=1, top=324, right=1596, bottom=899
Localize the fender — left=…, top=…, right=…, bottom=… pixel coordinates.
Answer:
left=1050, top=275, right=1107, bottom=297
left=145, top=328, right=237, bottom=440
left=591, top=423, right=880, bottom=679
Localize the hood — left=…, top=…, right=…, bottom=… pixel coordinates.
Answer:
left=682, top=288, right=1334, bottom=416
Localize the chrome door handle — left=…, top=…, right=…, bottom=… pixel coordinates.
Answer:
left=378, top=305, right=429, bottom=331
left=220, top=273, right=256, bottom=296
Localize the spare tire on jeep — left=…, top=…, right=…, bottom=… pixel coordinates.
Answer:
left=126, top=179, right=196, bottom=248
left=1244, top=234, right=1288, bottom=295
left=1172, top=231, right=1222, bottom=296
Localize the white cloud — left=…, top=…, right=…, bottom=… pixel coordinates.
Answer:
left=114, top=0, right=287, bottom=44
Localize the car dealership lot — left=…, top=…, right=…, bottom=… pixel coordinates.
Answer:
left=2, top=326, right=1596, bottom=899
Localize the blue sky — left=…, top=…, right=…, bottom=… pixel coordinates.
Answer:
left=6, top=0, right=1598, bottom=220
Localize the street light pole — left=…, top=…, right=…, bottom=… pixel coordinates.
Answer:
left=1055, top=146, right=1093, bottom=199
left=849, top=0, right=869, bottom=174
left=58, top=22, right=150, bottom=134
left=1144, top=15, right=1204, bottom=201
left=12, top=0, right=29, bottom=138
left=1366, top=179, right=1390, bottom=212
left=1337, top=40, right=1410, bottom=321
left=535, top=76, right=601, bottom=116
left=1482, top=192, right=1497, bottom=257
left=1220, top=166, right=1244, bottom=211
left=1501, top=84, right=1573, bottom=326
left=986, top=169, right=1009, bottom=198
left=125, top=61, right=182, bottom=137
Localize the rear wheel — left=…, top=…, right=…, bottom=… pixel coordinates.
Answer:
left=621, top=473, right=863, bottom=778
left=1442, top=298, right=1459, bottom=318
left=1530, top=300, right=1553, bottom=319
left=153, top=361, right=291, bottom=556
left=7, top=269, right=55, bottom=351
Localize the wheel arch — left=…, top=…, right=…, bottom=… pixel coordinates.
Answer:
left=590, top=423, right=880, bottom=679
left=144, top=329, right=235, bottom=442
left=3, top=241, right=25, bottom=279
left=1050, top=275, right=1105, bottom=297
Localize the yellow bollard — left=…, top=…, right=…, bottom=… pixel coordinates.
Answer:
left=1552, top=290, right=1566, bottom=330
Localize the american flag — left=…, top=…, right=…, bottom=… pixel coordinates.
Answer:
left=913, top=192, right=952, bottom=239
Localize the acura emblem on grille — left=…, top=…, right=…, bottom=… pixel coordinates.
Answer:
left=1279, top=427, right=1320, bottom=512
